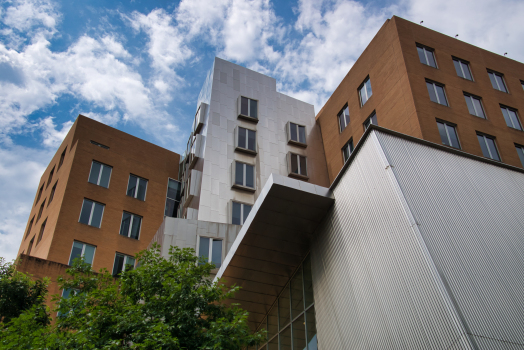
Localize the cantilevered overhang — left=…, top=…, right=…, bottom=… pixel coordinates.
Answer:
left=215, top=174, right=334, bottom=330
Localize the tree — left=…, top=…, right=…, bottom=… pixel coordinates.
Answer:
left=0, top=245, right=264, bottom=349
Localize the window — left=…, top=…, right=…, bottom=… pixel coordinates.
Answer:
left=477, top=133, right=500, bottom=161
left=488, top=71, right=508, bottom=92
left=521, top=80, right=524, bottom=90
left=46, top=167, right=55, bottom=189
left=88, top=161, right=112, bottom=188
left=453, top=58, right=473, bottom=80
left=464, top=94, right=486, bottom=118
left=25, top=217, right=34, bottom=240
left=35, top=184, right=44, bottom=205
left=37, top=200, right=46, bottom=221
left=287, top=122, right=306, bottom=146
left=426, top=81, right=448, bottom=106
left=232, top=201, right=252, bottom=225
left=37, top=219, right=46, bottom=244
left=165, top=179, right=181, bottom=218
left=338, top=105, right=350, bottom=132
left=238, top=96, right=258, bottom=121
left=342, top=139, right=354, bottom=163
left=500, top=106, right=522, bottom=130
left=112, top=253, right=135, bottom=276
left=48, top=181, right=58, bottom=205
left=119, top=212, right=142, bottom=240
left=198, top=237, right=223, bottom=269
left=27, top=237, right=34, bottom=256
left=288, top=152, right=308, bottom=178
left=58, top=148, right=67, bottom=169
left=236, top=127, right=257, bottom=153
left=417, top=44, right=437, bottom=68
left=437, top=121, right=461, bottom=149
left=358, top=77, right=373, bottom=106
left=68, top=241, right=96, bottom=266
left=363, top=112, right=378, bottom=130
left=79, top=199, right=105, bottom=228
left=515, top=144, right=524, bottom=167
left=90, top=140, right=109, bottom=149
left=233, top=161, right=255, bottom=190
left=127, top=175, right=148, bottom=201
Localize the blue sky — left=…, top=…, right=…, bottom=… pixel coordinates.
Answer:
left=1, top=0, right=523, bottom=261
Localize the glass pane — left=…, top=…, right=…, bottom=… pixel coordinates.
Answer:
left=291, top=154, right=298, bottom=174
left=298, top=125, right=306, bottom=144
left=199, top=237, right=210, bottom=264
left=461, top=62, right=472, bottom=80
left=435, top=85, right=447, bottom=106
left=306, top=307, right=317, bottom=350
left=303, top=256, right=314, bottom=308
left=473, top=98, right=485, bottom=118
left=366, top=79, right=372, bottom=99
left=245, top=164, right=254, bottom=188
left=501, top=108, right=512, bottom=127
left=130, top=215, right=141, bottom=239
left=79, top=200, right=93, bottom=225
left=62, top=288, right=72, bottom=299
left=137, top=178, right=147, bottom=201
left=516, top=147, right=524, bottom=167
left=464, top=95, right=476, bottom=115
left=167, top=179, right=181, bottom=200
left=495, top=75, right=507, bottom=92
left=113, top=254, right=125, bottom=276
left=232, top=202, right=242, bottom=225
left=359, top=86, right=367, bottom=106
left=69, top=241, right=83, bottom=265
left=258, top=317, right=268, bottom=342
left=453, top=59, right=463, bottom=78
left=267, top=305, right=278, bottom=339
left=235, top=162, right=244, bottom=185
left=478, top=135, right=490, bottom=158
left=426, top=50, right=436, bottom=68
left=243, top=204, right=252, bottom=223
left=290, top=123, right=298, bottom=142
left=437, top=122, right=450, bottom=146
left=120, top=212, right=132, bottom=237
left=417, top=46, right=426, bottom=64
left=339, top=113, right=345, bottom=132
left=280, top=326, right=292, bottom=350
left=446, top=124, right=460, bottom=149
left=292, top=314, right=306, bottom=350
left=371, top=113, right=377, bottom=125
left=165, top=198, right=175, bottom=217
left=248, top=129, right=256, bottom=151
left=268, top=336, right=278, bottom=350
left=211, top=239, right=222, bottom=268
left=241, top=96, right=249, bottom=115
left=88, top=162, right=101, bottom=185
left=127, top=175, right=137, bottom=197
left=125, top=256, right=135, bottom=271
left=279, top=284, right=291, bottom=330
left=343, top=145, right=349, bottom=162
left=426, top=82, right=438, bottom=103
left=83, top=244, right=95, bottom=266
left=250, top=99, right=258, bottom=119
left=238, top=127, right=247, bottom=148
left=509, top=110, right=521, bottom=130
left=299, top=156, right=307, bottom=176
left=100, top=165, right=111, bottom=188
left=486, top=138, right=500, bottom=161
left=488, top=72, right=498, bottom=89
left=291, top=266, right=304, bottom=318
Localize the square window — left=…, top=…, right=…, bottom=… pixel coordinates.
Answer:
left=338, top=105, right=350, bottom=132
left=358, top=77, right=373, bottom=106
left=48, top=181, right=58, bottom=205
left=426, top=80, right=448, bottom=106
left=165, top=178, right=181, bottom=217
left=35, top=184, right=44, bottom=205
left=58, top=147, right=67, bottom=170
left=88, top=161, right=112, bottom=188
left=453, top=58, right=473, bottom=80
left=238, top=96, right=258, bottom=122
left=288, top=152, right=308, bottom=178
left=235, top=126, right=257, bottom=153
left=232, top=161, right=255, bottom=191
left=287, top=122, right=307, bottom=146
left=112, top=253, right=135, bottom=277
left=232, top=201, right=252, bottom=225
left=436, top=121, right=461, bottom=149
left=488, top=70, right=508, bottom=92
left=68, top=241, right=96, bottom=266
left=363, top=111, right=378, bottom=130
left=37, top=219, right=46, bottom=244
left=477, top=133, right=501, bottom=161
left=79, top=199, right=105, bottom=228
left=417, top=44, right=437, bottom=68
left=342, top=139, right=354, bottom=163
left=464, top=94, right=486, bottom=118
left=198, top=236, right=223, bottom=269
left=515, top=144, right=524, bottom=167
left=46, top=167, right=55, bottom=189
left=127, top=174, right=148, bottom=201
left=500, top=106, right=522, bottom=130
left=25, top=216, right=34, bottom=240
left=119, top=211, right=142, bottom=240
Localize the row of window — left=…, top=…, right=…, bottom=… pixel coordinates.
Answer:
left=88, top=161, right=148, bottom=200
left=68, top=240, right=135, bottom=276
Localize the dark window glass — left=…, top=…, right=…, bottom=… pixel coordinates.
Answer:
left=516, top=145, right=524, bottom=167
left=100, top=166, right=111, bottom=188
left=243, top=204, right=252, bottom=223
left=130, top=215, right=141, bottom=239
left=127, top=175, right=137, bottom=196
left=112, top=254, right=125, bottom=276
left=47, top=167, right=55, bottom=188
left=241, top=96, right=249, bottom=115
left=267, top=305, right=278, bottom=339
left=211, top=239, right=222, bottom=268
left=298, top=125, right=306, bottom=143
left=417, top=45, right=437, bottom=68
left=58, top=148, right=66, bottom=169
left=453, top=58, right=473, bottom=80
left=343, top=140, right=354, bottom=163
left=232, top=202, right=241, bottom=225
left=90, top=140, right=109, bottom=149
left=37, top=220, right=46, bottom=243
left=279, top=284, right=291, bottom=329
left=290, top=123, right=297, bottom=142
left=303, top=256, right=314, bottom=308
left=165, top=179, right=181, bottom=217
left=137, top=178, right=147, bottom=201
left=238, top=127, right=247, bottom=148
left=91, top=202, right=104, bottom=228
left=247, top=129, right=256, bottom=151
left=338, top=106, right=350, bottom=132
left=364, top=112, right=377, bottom=130
left=36, top=185, right=44, bottom=204
left=299, top=156, right=307, bottom=176
left=88, top=162, right=101, bottom=185
left=49, top=182, right=57, bottom=204
left=488, top=71, right=508, bottom=92
left=292, top=314, right=306, bottom=350
left=25, top=217, right=34, bottom=239
left=250, top=99, right=257, bottom=119
left=280, top=326, right=292, bottom=350
left=69, top=241, right=83, bottom=265
left=501, top=106, right=522, bottom=130
left=427, top=81, right=448, bottom=106
left=245, top=164, right=254, bottom=188
left=235, top=162, right=243, bottom=185
left=306, top=307, right=317, bottom=349
left=291, top=154, right=298, bottom=173
left=198, top=237, right=210, bottom=265
left=79, top=199, right=93, bottom=225
left=290, top=266, right=304, bottom=318
left=437, top=121, right=460, bottom=149
left=435, top=85, right=447, bottom=105
left=359, top=77, right=372, bottom=106
left=477, top=134, right=500, bottom=161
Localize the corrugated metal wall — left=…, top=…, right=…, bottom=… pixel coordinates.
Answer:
left=311, top=132, right=474, bottom=349
left=376, top=131, right=524, bottom=349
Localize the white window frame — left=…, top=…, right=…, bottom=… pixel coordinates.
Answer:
left=119, top=211, right=142, bottom=240
left=88, top=161, right=112, bottom=188
left=68, top=241, right=96, bottom=266
left=127, top=174, right=148, bottom=201
left=488, top=70, right=508, bottom=92
left=234, top=126, right=257, bottom=154
left=196, top=236, right=224, bottom=269
left=426, top=81, right=448, bottom=106
left=286, top=121, right=307, bottom=146
left=500, top=105, right=522, bottom=130
left=358, top=77, right=373, bottom=107
left=237, top=95, right=259, bottom=122
left=287, top=152, right=308, bottom=179
left=113, top=253, right=135, bottom=276
left=477, top=133, right=500, bottom=161
left=342, top=139, right=354, bottom=163
left=436, top=121, right=461, bottom=149
left=464, top=93, right=486, bottom=118
left=79, top=199, right=105, bottom=228
left=453, top=58, right=473, bottom=80
left=515, top=144, right=524, bottom=167
left=363, top=112, right=378, bottom=130
left=338, top=105, right=350, bottom=132
left=417, top=44, right=437, bottom=68
left=231, top=161, right=256, bottom=191
left=230, top=200, right=253, bottom=225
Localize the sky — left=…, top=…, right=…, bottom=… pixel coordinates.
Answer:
left=1, top=0, right=524, bottom=262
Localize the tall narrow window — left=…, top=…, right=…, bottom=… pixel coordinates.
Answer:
left=426, top=81, right=448, bottom=106
left=233, top=162, right=255, bottom=190
left=338, top=105, right=350, bottom=132
left=79, top=199, right=105, bottom=228
left=437, top=121, right=461, bottom=149
left=477, top=133, right=500, bottom=161
left=288, top=153, right=308, bottom=178
left=453, top=58, right=473, bottom=80
left=112, top=253, right=135, bottom=277
left=464, top=94, right=486, bottom=118
left=238, top=96, right=258, bottom=121
left=198, top=237, right=223, bottom=268
left=127, top=175, right=148, bottom=201
left=488, top=71, right=508, bottom=92
left=48, top=181, right=58, bottom=205
left=516, top=144, right=524, bottom=167
left=501, top=106, right=522, bottom=130
left=236, top=127, right=257, bottom=153
left=27, top=237, right=34, bottom=256
left=46, top=167, right=55, bottom=188
left=68, top=241, right=96, bottom=266
left=58, top=147, right=67, bottom=170
left=37, top=219, right=46, bottom=244
left=165, top=179, right=181, bottom=218
left=119, top=212, right=142, bottom=240
left=358, top=77, right=373, bottom=106
left=417, top=44, right=437, bottom=68
left=521, top=80, right=524, bottom=90
left=37, top=200, right=46, bottom=221
left=287, top=122, right=307, bottom=146
left=363, top=112, right=378, bottom=130
left=232, top=201, right=252, bottom=225
left=88, top=161, right=112, bottom=188
left=342, top=139, right=354, bottom=163
left=35, top=184, right=44, bottom=205
left=25, top=217, right=34, bottom=240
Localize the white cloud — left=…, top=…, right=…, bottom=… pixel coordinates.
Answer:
left=39, top=116, right=73, bottom=148
left=2, top=0, right=58, bottom=32
left=81, top=111, right=121, bottom=126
